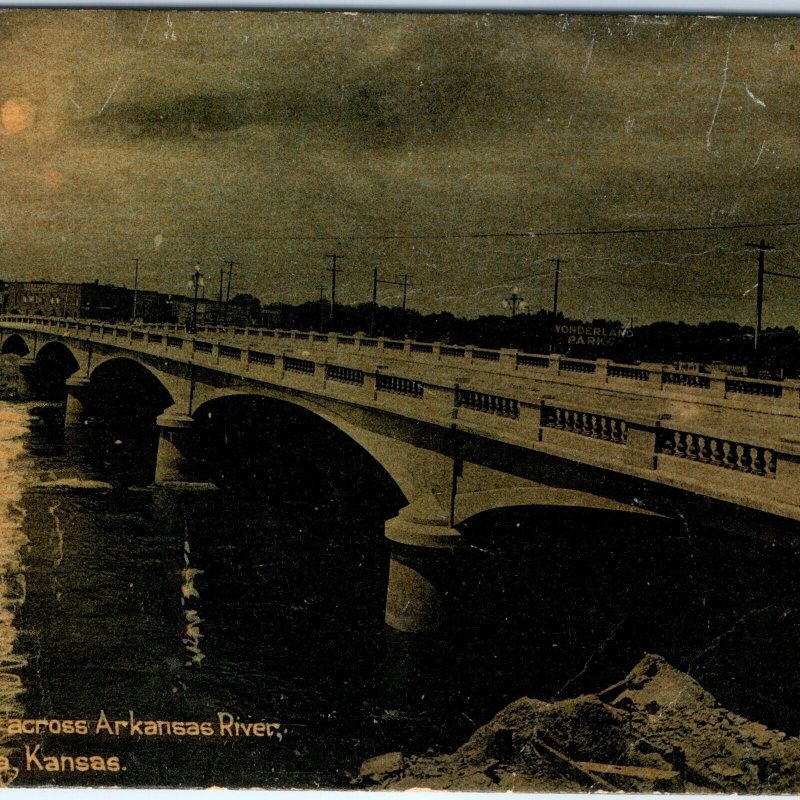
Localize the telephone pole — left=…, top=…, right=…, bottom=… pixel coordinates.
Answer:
left=400, top=274, right=413, bottom=312
left=132, top=258, right=139, bottom=321
left=746, top=239, right=775, bottom=357
left=547, top=258, right=566, bottom=353
left=548, top=258, right=566, bottom=320
left=371, top=269, right=413, bottom=334
left=372, top=267, right=379, bottom=335
left=218, top=266, right=224, bottom=324
left=325, top=253, right=345, bottom=321
left=222, top=259, right=237, bottom=325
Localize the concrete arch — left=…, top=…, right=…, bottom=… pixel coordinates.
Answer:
left=1, top=333, right=30, bottom=357
left=190, top=388, right=419, bottom=504
left=35, top=340, right=81, bottom=376
left=88, top=355, right=179, bottom=408
left=452, top=486, right=663, bottom=527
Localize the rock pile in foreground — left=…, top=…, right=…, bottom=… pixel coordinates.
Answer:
left=357, top=654, right=800, bottom=792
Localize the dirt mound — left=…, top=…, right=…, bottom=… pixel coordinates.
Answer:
left=356, top=653, right=800, bottom=792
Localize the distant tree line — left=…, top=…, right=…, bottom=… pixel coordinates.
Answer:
left=261, top=301, right=800, bottom=378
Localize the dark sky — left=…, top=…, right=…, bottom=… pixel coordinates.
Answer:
left=1, top=10, right=799, bottom=324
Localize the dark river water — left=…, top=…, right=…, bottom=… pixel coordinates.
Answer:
left=0, top=396, right=799, bottom=787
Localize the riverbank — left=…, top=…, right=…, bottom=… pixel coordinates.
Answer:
left=357, top=653, right=800, bottom=792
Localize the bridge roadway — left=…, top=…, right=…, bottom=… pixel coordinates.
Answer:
left=2, top=316, right=800, bottom=632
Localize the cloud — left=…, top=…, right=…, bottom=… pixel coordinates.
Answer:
left=0, top=11, right=797, bottom=324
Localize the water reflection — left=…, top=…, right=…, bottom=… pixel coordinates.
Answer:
left=0, top=396, right=793, bottom=789
left=181, top=536, right=205, bottom=667
left=0, top=406, right=33, bottom=783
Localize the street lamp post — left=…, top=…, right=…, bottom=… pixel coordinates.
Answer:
left=502, top=287, right=527, bottom=318
left=189, top=264, right=204, bottom=333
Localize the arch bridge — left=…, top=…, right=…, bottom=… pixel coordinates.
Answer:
left=3, top=316, right=800, bottom=633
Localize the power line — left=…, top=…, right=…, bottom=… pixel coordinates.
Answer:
left=52, top=217, right=800, bottom=242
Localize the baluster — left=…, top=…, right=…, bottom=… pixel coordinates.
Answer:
left=687, top=433, right=699, bottom=460
left=710, top=439, right=725, bottom=467
left=764, top=450, right=776, bottom=476
left=592, top=415, right=603, bottom=438
left=676, top=432, right=688, bottom=458
left=723, top=441, right=738, bottom=469
left=699, top=436, right=712, bottom=463
left=659, top=430, right=675, bottom=455
left=740, top=445, right=753, bottom=473
left=752, top=447, right=767, bottom=476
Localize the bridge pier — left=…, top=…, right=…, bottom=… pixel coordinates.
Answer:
left=64, top=377, right=91, bottom=425
left=384, top=510, right=461, bottom=633
left=17, top=357, right=38, bottom=399
left=154, top=410, right=198, bottom=486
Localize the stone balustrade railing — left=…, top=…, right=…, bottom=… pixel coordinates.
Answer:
left=5, top=315, right=797, bottom=409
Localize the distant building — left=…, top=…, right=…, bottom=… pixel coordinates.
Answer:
left=5, top=280, right=83, bottom=317
left=0, top=278, right=265, bottom=327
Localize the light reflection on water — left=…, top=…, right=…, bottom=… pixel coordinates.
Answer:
left=0, top=399, right=403, bottom=788
left=0, top=406, right=31, bottom=696
left=181, top=536, right=205, bottom=667
left=0, top=406, right=33, bottom=783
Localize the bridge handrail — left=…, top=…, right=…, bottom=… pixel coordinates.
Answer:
left=3, top=314, right=799, bottom=403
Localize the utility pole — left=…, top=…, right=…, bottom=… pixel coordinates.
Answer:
left=548, top=258, right=566, bottom=320
left=325, top=253, right=344, bottom=321
left=401, top=274, right=413, bottom=312
left=745, top=238, right=800, bottom=373
left=547, top=258, right=566, bottom=353
left=222, top=259, right=237, bottom=326
left=371, top=267, right=379, bottom=335
left=218, top=266, right=224, bottom=324
left=318, top=284, right=326, bottom=331
left=372, top=269, right=412, bottom=334
left=746, top=239, right=775, bottom=358
left=132, top=258, right=139, bottom=321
